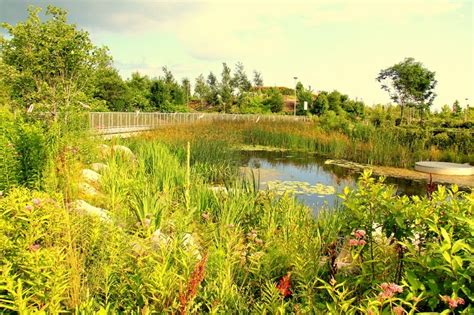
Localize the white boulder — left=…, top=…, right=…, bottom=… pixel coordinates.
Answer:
left=112, top=145, right=135, bottom=160
left=91, top=162, right=109, bottom=173
left=78, top=182, right=99, bottom=197
left=71, top=199, right=110, bottom=222
left=82, top=169, right=102, bottom=184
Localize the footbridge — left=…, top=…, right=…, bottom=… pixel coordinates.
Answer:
left=89, top=112, right=310, bottom=135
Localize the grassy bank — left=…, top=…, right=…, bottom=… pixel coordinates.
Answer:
left=0, top=123, right=472, bottom=313
left=141, top=120, right=473, bottom=168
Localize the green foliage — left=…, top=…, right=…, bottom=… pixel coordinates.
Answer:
left=377, top=57, right=437, bottom=118
left=0, top=5, right=112, bottom=115
left=262, top=88, right=284, bottom=113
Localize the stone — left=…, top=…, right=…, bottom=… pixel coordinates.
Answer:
left=71, top=199, right=110, bottom=222
left=78, top=182, right=99, bottom=196
left=82, top=169, right=101, bottom=184
left=91, top=162, right=109, bottom=173
left=112, top=145, right=135, bottom=160
left=151, top=229, right=171, bottom=249
left=182, top=233, right=202, bottom=260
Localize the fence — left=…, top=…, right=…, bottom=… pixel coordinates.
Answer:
left=89, top=112, right=310, bottom=134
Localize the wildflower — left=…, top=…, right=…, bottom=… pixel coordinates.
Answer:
left=358, top=239, right=367, bottom=246
left=29, top=244, right=40, bottom=252
left=393, top=306, right=405, bottom=315
left=179, top=253, right=208, bottom=315
left=143, top=218, right=151, bottom=227
left=32, top=198, right=41, bottom=206
left=354, top=229, right=366, bottom=239
left=349, top=239, right=359, bottom=246
left=25, top=205, right=33, bottom=212
left=255, top=238, right=263, bottom=245
left=202, top=212, right=210, bottom=220
left=441, top=295, right=465, bottom=309
left=379, top=283, right=403, bottom=299
left=276, top=272, right=292, bottom=297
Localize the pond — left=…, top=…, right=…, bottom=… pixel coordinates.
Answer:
left=240, top=150, right=429, bottom=212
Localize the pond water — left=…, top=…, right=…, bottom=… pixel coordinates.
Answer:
left=240, top=150, right=429, bottom=212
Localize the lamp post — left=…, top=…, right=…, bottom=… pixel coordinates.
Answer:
left=293, top=76, right=298, bottom=116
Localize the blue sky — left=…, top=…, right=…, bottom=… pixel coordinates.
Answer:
left=1, top=0, right=472, bottom=109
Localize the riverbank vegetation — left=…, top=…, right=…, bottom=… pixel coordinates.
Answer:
left=0, top=5, right=473, bottom=314
left=0, top=118, right=472, bottom=313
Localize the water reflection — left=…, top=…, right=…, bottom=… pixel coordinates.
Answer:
left=240, top=150, right=428, bottom=212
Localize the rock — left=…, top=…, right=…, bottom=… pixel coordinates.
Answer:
left=78, top=182, right=99, bottom=196
left=82, top=169, right=101, bottom=184
left=98, top=144, right=111, bottom=158
left=182, top=233, right=202, bottom=260
left=91, top=162, right=108, bottom=173
left=151, top=229, right=171, bottom=249
left=112, top=145, right=135, bottom=160
left=71, top=199, right=110, bottom=222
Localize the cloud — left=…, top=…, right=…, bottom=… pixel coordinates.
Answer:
left=163, top=0, right=464, bottom=61
left=0, top=0, right=201, bottom=33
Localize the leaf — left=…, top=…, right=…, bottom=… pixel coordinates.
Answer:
left=439, top=228, right=451, bottom=247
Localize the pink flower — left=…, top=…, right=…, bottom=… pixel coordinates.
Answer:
left=143, top=218, right=151, bottom=227
left=393, top=306, right=405, bottom=315
left=441, top=295, right=465, bottom=309
left=358, top=239, right=367, bottom=246
left=354, top=229, right=366, bottom=239
left=349, top=239, right=359, bottom=246
left=379, top=283, right=403, bottom=299
left=32, top=198, right=41, bottom=206
left=25, top=205, right=33, bottom=212
left=202, top=212, right=210, bottom=220
left=29, top=244, right=40, bottom=252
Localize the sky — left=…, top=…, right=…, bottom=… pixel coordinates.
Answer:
left=0, top=0, right=473, bottom=109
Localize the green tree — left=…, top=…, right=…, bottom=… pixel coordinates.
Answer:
left=181, top=78, right=191, bottom=104
left=0, top=5, right=112, bottom=117
left=253, top=70, right=264, bottom=87
left=233, top=62, right=251, bottom=95
left=296, top=82, right=313, bottom=115
left=377, top=57, right=437, bottom=121
left=126, top=72, right=151, bottom=111
left=93, top=68, right=130, bottom=111
left=219, top=63, right=233, bottom=112
left=193, top=74, right=209, bottom=105
left=312, top=93, right=329, bottom=115
left=327, top=90, right=342, bottom=112
left=206, top=72, right=219, bottom=106
left=262, top=87, right=284, bottom=113
left=452, top=100, right=462, bottom=117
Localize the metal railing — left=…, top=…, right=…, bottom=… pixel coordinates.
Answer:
left=89, top=112, right=310, bottom=134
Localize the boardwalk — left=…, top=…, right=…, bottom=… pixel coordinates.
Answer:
left=89, top=112, right=310, bottom=135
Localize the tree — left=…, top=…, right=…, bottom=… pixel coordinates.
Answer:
left=262, top=87, right=284, bottom=113
left=452, top=100, right=462, bottom=117
left=233, top=62, right=251, bottom=94
left=206, top=72, right=219, bottom=106
left=126, top=72, right=151, bottom=111
left=327, top=90, right=342, bottom=112
left=219, top=63, right=233, bottom=112
left=181, top=78, right=191, bottom=104
left=312, top=93, right=329, bottom=115
left=193, top=74, right=209, bottom=105
left=296, top=82, right=313, bottom=114
left=377, top=57, right=437, bottom=121
left=253, top=71, right=264, bottom=87
left=93, top=68, right=130, bottom=111
left=0, top=5, right=112, bottom=117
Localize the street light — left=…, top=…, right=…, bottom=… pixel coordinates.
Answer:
left=293, top=76, right=298, bottom=116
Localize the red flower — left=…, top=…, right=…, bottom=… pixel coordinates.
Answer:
left=354, top=229, right=366, bottom=239
left=441, top=295, right=465, bottom=309
left=379, top=283, right=403, bottom=299
left=276, top=272, right=292, bottom=297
